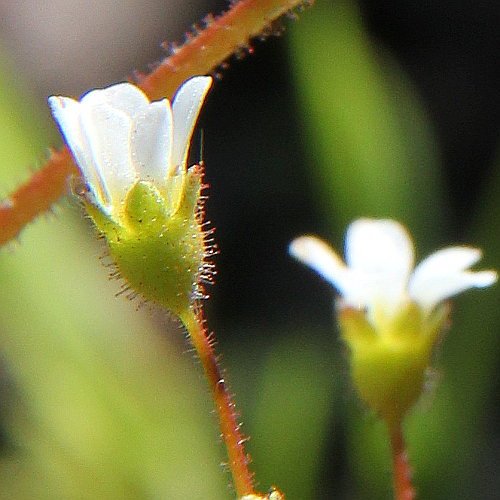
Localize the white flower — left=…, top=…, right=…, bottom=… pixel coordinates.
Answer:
left=289, top=218, right=497, bottom=325
left=48, top=76, right=212, bottom=223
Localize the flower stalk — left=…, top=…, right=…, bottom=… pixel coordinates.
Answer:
left=181, top=307, right=255, bottom=498
left=389, top=422, right=415, bottom=500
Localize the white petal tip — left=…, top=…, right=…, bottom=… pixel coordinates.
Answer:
left=288, top=235, right=352, bottom=295
left=174, top=76, right=213, bottom=107
left=80, top=81, right=150, bottom=106
left=348, top=218, right=410, bottom=239
left=472, top=270, right=498, bottom=288
left=289, top=235, right=325, bottom=262
left=47, top=95, right=60, bottom=106
left=170, top=76, right=213, bottom=171
left=184, top=75, right=213, bottom=92
left=346, top=218, right=413, bottom=265
left=48, top=95, right=77, bottom=113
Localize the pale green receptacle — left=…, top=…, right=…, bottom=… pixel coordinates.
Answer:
left=84, top=165, right=206, bottom=316
left=339, top=303, right=447, bottom=427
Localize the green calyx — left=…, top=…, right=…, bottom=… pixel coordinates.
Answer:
left=339, top=303, right=448, bottom=427
left=84, top=166, right=206, bottom=316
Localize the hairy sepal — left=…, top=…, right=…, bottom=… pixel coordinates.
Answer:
left=84, top=165, right=205, bottom=316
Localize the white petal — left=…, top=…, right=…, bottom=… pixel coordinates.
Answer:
left=171, top=76, right=212, bottom=173
left=470, top=270, right=498, bottom=288
left=49, top=95, right=108, bottom=207
left=131, top=99, right=173, bottom=187
left=410, top=270, right=497, bottom=312
left=413, top=246, right=482, bottom=275
left=409, top=246, right=497, bottom=310
left=81, top=82, right=149, bottom=119
left=289, top=236, right=353, bottom=297
left=79, top=97, right=136, bottom=213
left=409, top=247, right=480, bottom=296
left=345, top=219, right=414, bottom=314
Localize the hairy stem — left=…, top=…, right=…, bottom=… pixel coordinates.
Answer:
left=0, top=0, right=310, bottom=246
left=137, top=0, right=311, bottom=100
left=181, top=307, right=255, bottom=497
left=0, top=148, right=78, bottom=246
left=389, top=422, right=416, bottom=500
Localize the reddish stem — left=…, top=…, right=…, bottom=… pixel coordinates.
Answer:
left=137, top=0, right=312, bottom=101
left=0, top=148, right=78, bottom=245
left=181, top=308, right=255, bottom=497
left=389, top=422, right=416, bottom=500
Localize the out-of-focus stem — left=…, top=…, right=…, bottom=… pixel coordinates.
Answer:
left=389, top=422, right=416, bottom=500
left=0, top=0, right=310, bottom=247
left=181, top=307, right=255, bottom=498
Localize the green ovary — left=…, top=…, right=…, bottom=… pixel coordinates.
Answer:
left=110, top=217, right=203, bottom=314
left=350, top=338, right=430, bottom=427
left=340, top=304, right=443, bottom=427
left=86, top=172, right=205, bottom=316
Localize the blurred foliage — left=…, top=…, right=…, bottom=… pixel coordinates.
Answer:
left=289, top=0, right=445, bottom=246
left=0, top=0, right=499, bottom=499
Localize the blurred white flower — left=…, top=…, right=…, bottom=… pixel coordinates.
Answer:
left=290, top=218, right=497, bottom=326
left=48, top=76, right=212, bottom=223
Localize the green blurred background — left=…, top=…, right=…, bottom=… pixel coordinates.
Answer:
left=0, top=0, right=499, bottom=498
